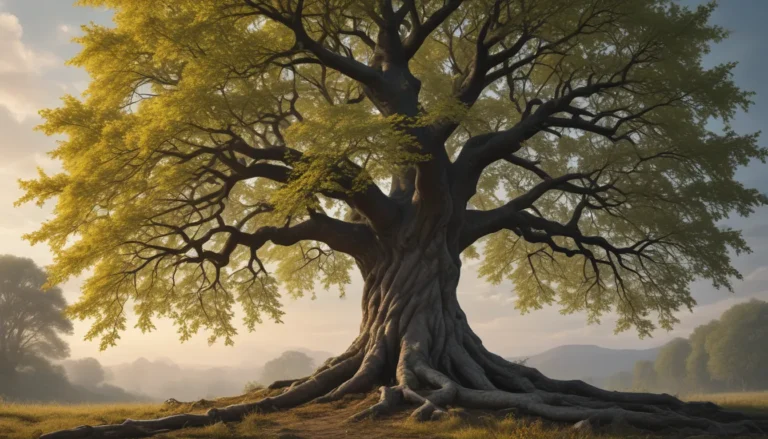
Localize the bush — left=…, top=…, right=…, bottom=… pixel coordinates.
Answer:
left=243, top=381, right=264, bottom=393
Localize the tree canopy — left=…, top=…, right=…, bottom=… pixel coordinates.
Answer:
left=260, top=350, right=316, bottom=384
left=685, top=319, right=720, bottom=392
left=61, top=357, right=107, bottom=388
left=18, top=0, right=766, bottom=350
left=0, top=255, right=73, bottom=374
left=653, top=337, right=690, bottom=394
left=705, top=299, right=768, bottom=390
left=602, top=300, right=768, bottom=395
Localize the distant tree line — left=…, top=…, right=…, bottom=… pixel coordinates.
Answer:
left=243, top=351, right=316, bottom=393
left=604, top=299, right=768, bottom=394
left=0, top=255, right=143, bottom=403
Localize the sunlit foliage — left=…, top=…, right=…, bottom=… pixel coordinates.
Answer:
left=18, top=0, right=766, bottom=348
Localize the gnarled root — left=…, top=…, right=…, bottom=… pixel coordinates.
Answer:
left=348, top=386, right=404, bottom=421
left=348, top=385, right=450, bottom=422
left=38, top=294, right=768, bottom=439
left=41, top=331, right=768, bottom=439
left=39, top=345, right=768, bottom=439
left=344, top=344, right=768, bottom=438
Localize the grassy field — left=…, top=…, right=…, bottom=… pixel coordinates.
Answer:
left=1, top=391, right=767, bottom=439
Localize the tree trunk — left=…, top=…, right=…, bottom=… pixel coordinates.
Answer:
left=39, top=227, right=768, bottom=438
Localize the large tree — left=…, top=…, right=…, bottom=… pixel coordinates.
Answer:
left=0, top=255, right=72, bottom=377
left=24, top=0, right=768, bottom=437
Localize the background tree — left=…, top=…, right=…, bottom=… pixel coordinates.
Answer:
left=705, top=300, right=768, bottom=391
left=26, top=0, right=768, bottom=436
left=0, top=256, right=144, bottom=403
left=632, top=360, right=658, bottom=392
left=604, top=371, right=632, bottom=391
left=61, top=357, right=107, bottom=388
left=260, top=351, right=315, bottom=385
left=654, top=338, right=691, bottom=394
left=243, top=381, right=264, bottom=394
left=686, top=320, right=721, bottom=393
left=0, top=255, right=72, bottom=376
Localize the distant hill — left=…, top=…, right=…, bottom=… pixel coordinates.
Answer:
left=102, top=351, right=334, bottom=402
left=507, top=344, right=660, bottom=382
left=105, top=358, right=261, bottom=401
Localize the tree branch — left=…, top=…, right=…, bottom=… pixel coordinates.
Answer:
left=164, top=128, right=400, bottom=234
left=242, top=0, right=388, bottom=91
left=136, top=211, right=376, bottom=269
left=402, top=0, right=465, bottom=60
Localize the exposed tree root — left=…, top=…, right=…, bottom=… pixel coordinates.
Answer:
left=348, top=385, right=404, bottom=421
left=37, top=243, right=768, bottom=439
left=347, top=385, right=449, bottom=422
left=40, top=350, right=768, bottom=439
left=266, top=377, right=307, bottom=390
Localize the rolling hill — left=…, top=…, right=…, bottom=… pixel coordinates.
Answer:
left=507, top=344, right=660, bottom=382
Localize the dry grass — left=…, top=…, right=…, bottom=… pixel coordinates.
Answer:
left=1, top=391, right=767, bottom=439
left=686, top=391, right=768, bottom=416
left=397, top=415, right=639, bottom=439
left=0, top=403, right=178, bottom=439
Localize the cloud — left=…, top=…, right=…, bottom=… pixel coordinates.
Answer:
left=745, top=266, right=768, bottom=282
left=56, top=23, right=76, bottom=44
left=0, top=13, right=55, bottom=73
left=0, top=13, right=58, bottom=122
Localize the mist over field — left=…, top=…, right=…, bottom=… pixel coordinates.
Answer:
left=3, top=344, right=661, bottom=404
left=0, top=348, right=334, bottom=404
left=91, top=349, right=333, bottom=401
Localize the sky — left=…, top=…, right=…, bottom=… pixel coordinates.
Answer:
left=1, top=0, right=768, bottom=368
